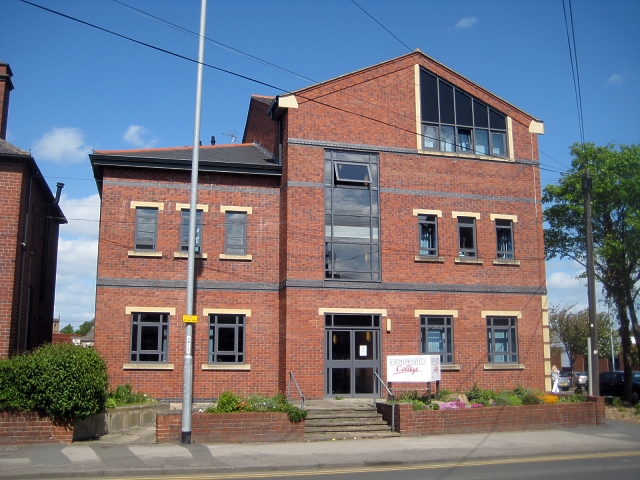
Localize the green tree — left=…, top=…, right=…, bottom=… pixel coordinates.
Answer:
left=59, top=324, right=74, bottom=334
left=76, top=319, right=94, bottom=336
left=543, top=143, right=640, bottom=399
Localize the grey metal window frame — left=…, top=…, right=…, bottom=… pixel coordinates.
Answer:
left=180, top=209, right=203, bottom=253
left=134, top=207, right=159, bottom=251
left=420, top=68, right=508, bottom=157
left=496, top=219, right=514, bottom=259
left=457, top=216, right=477, bottom=257
left=418, top=214, right=438, bottom=256
left=420, top=316, right=453, bottom=364
left=224, top=211, right=247, bottom=255
left=130, top=312, right=169, bottom=363
left=208, top=314, right=245, bottom=364
left=486, top=316, right=518, bottom=363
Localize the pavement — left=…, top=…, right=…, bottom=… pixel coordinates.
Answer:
left=2, top=404, right=640, bottom=479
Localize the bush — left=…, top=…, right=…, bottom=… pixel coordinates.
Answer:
left=106, top=384, right=152, bottom=408
left=0, top=343, right=108, bottom=420
left=207, top=391, right=308, bottom=423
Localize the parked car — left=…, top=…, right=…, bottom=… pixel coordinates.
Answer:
left=558, top=372, right=572, bottom=391
left=573, top=372, right=588, bottom=389
left=599, top=371, right=640, bottom=403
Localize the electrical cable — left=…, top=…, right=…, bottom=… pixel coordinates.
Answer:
left=349, top=0, right=413, bottom=52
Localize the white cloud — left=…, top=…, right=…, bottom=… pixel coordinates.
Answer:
left=456, top=17, right=478, bottom=29
left=606, top=73, right=624, bottom=85
left=123, top=125, right=158, bottom=148
left=58, top=193, right=101, bottom=239
left=545, top=258, right=605, bottom=311
left=31, top=127, right=91, bottom=163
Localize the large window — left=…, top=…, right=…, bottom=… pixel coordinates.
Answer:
left=421, top=316, right=453, bottom=364
left=496, top=219, right=514, bottom=259
left=486, top=316, right=518, bottom=363
left=420, top=69, right=508, bottom=157
left=180, top=209, right=203, bottom=253
left=457, top=216, right=477, bottom=257
left=225, top=212, right=247, bottom=255
left=418, top=214, right=438, bottom=256
left=130, top=312, right=169, bottom=363
left=209, top=314, right=245, bottom=363
left=325, top=151, right=380, bottom=281
left=134, top=207, right=158, bottom=251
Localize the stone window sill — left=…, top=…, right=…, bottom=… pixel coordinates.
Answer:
left=128, top=251, right=163, bottom=258
left=219, top=254, right=252, bottom=261
left=201, top=364, right=251, bottom=371
left=123, top=363, right=174, bottom=370
left=493, top=259, right=520, bottom=266
left=454, top=257, right=483, bottom=265
left=414, top=255, right=445, bottom=263
left=174, top=252, right=208, bottom=259
left=483, top=363, right=525, bottom=370
left=441, top=364, right=461, bottom=371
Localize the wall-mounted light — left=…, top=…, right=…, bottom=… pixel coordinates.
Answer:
left=386, top=318, right=392, bottom=332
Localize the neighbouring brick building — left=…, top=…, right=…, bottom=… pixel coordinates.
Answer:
left=91, top=51, right=551, bottom=402
left=0, top=62, right=66, bottom=357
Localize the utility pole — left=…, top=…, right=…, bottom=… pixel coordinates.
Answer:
left=583, top=169, right=599, bottom=396
left=182, top=0, right=207, bottom=445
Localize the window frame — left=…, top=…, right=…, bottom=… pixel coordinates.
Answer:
left=208, top=314, right=245, bottom=364
left=457, top=216, right=477, bottom=257
left=495, top=219, right=514, bottom=259
left=420, top=316, right=453, bottom=364
left=418, top=214, right=438, bottom=257
left=180, top=209, right=203, bottom=254
left=130, top=312, right=169, bottom=363
left=486, top=316, right=518, bottom=363
left=224, top=211, right=247, bottom=255
left=134, top=207, right=159, bottom=251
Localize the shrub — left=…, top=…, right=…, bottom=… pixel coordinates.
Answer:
left=541, top=394, right=559, bottom=404
left=207, top=392, right=308, bottom=423
left=0, top=343, right=108, bottom=420
left=106, top=384, right=152, bottom=408
left=558, top=393, right=586, bottom=403
left=521, top=391, right=543, bottom=405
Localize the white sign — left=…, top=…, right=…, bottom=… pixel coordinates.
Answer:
left=386, top=355, right=441, bottom=383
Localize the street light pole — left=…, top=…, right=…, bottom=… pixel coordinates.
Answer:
left=583, top=169, right=599, bottom=396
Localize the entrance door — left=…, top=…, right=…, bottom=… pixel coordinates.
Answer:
left=325, top=314, right=381, bottom=397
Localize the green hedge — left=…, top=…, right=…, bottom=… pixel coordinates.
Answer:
left=0, top=343, right=108, bottom=420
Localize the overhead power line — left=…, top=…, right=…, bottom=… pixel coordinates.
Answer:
left=562, top=0, right=585, bottom=143
left=349, top=0, right=413, bottom=52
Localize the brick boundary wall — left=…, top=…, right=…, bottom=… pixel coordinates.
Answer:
left=376, top=395, right=605, bottom=436
left=0, top=412, right=73, bottom=444
left=156, top=411, right=305, bottom=444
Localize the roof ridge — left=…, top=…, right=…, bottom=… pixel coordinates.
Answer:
left=93, top=143, right=254, bottom=154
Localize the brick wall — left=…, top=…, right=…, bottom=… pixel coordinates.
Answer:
left=0, top=412, right=73, bottom=445
left=156, top=411, right=304, bottom=443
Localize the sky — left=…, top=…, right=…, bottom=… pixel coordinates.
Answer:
left=2, top=0, right=639, bottom=330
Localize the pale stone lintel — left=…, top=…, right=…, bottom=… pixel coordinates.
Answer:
left=318, top=308, right=388, bottom=316
left=481, top=310, right=522, bottom=318
left=541, top=295, right=549, bottom=311
left=492, top=259, right=521, bottom=266
left=542, top=311, right=549, bottom=326
left=441, top=364, right=461, bottom=371
left=174, top=252, right=208, bottom=259
left=545, top=377, right=552, bottom=392
left=489, top=214, right=518, bottom=222
left=416, top=149, right=515, bottom=163
left=126, top=306, right=177, bottom=315
left=220, top=205, right=253, bottom=214
left=507, top=116, right=515, bottom=161
left=203, top=309, right=252, bottom=317
left=544, top=344, right=551, bottom=358
left=123, top=363, right=174, bottom=370
left=529, top=120, right=545, bottom=134
left=545, top=361, right=551, bottom=375
left=454, top=258, right=484, bottom=265
left=128, top=251, right=163, bottom=258
left=201, top=364, right=251, bottom=371
left=483, top=363, right=525, bottom=370
left=413, top=209, right=443, bottom=217
left=452, top=211, right=480, bottom=219
left=415, top=310, right=459, bottom=318
left=219, top=254, right=252, bottom=261
left=415, top=255, right=445, bottom=263
left=543, top=328, right=550, bottom=343
left=175, top=203, right=209, bottom=212
left=130, top=201, right=164, bottom=210
left=278, top=95, right=298, bottom=109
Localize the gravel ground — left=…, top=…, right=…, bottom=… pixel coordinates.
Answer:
left=605, top=404, right=640, bottom=424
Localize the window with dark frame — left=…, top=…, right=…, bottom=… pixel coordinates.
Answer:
left=180, top=209, right=203, bottom=253
left=208, top=314, right=245, bottom=363
left=420, top=68, right=508, bottom=157
left=486, top=316, right=518, bottom=363
left=134, top=207, right=158, bottom=251
left=225, top=212, right=247, bottom=255
left=420, top=316, right=453, bottom=364
left=457, top=216, right=477, bottom=257
left=418, top=214, right=438, bottom=256
left=496, top=219, right=514, bottom=259
left=130, top=312, right=169, bottom=363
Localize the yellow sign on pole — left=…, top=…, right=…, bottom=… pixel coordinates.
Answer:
left=182, top=314, right=198, bottom=323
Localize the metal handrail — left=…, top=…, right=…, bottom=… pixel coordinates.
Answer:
left=287, top=372, right=305, bottom=410
left=373, top=372, right=395, bottom=432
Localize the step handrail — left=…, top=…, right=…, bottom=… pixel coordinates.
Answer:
left=287, top=372, right=305, bottom=410
left=373, top=372, right=395, bottom=432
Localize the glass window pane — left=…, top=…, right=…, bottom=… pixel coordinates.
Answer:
left=455, top=90, right=473, bottom=126
left=332, top=188, right=371, bottom=214
left=140, top=326, right=159, bottom=351
left=217, top=328, right=236, bottom=352
left=489, top=109, right=506, bottom=130
left=420, top=70, right=439, bottom=123
left=492, top=132, right=506, bottom=156
left=422, top=124, right=438, bottom=150
left=475, top=129, right=489, bottom=155
left=333, top=216, right=371, bottom=241
left=335, top=162, right=371, bottom=183
left=457, top=128, right=472, bottom=152
left=332, top=243, right=371, bottom=273
left=473, top=100, right=489, bottom=128
left=441, top=126, right=455, bottom=152
left=439, top=82, right=454, bottom=124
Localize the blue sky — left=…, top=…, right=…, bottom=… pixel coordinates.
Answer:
left=3, top=0, right=639, bottom=329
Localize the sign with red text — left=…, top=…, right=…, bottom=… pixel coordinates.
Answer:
left=386, top=355, right=441, bottom=383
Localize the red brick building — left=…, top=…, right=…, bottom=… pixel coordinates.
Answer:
left=0, top=62, right=66, bottom=357
left=91, top=51, right=551, bottom=401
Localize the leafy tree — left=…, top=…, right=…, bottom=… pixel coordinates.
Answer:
left=549, top=305, right=619, bottom=369
left=76, top=319, right=94, bottom=336
left=543, top=143, right=640, bottom=399
left=59, top=324, right=74, bottom=334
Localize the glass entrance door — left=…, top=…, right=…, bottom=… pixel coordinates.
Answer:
left=325, top=314, right=381, bottom=397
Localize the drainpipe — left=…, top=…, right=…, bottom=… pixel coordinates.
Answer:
left=16, top=174, right=33, bottom=354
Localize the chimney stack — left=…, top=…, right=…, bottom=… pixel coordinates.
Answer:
left=0, top=62, right=14, bottom=141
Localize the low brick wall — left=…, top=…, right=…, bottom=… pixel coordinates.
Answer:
left=0, top=412, right=73, bottom=444
left=377, top=396, right=605, bottom=436
left=157, top=411, right=305, bottom=444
